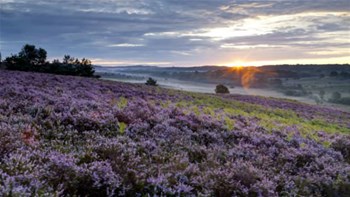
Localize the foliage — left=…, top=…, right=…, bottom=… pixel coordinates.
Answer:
left=4, top=44, right=47, bottom=71
left=215, top=84, right=230, bottom=94
left=145, top=77, right=158, bottom=86
left=0, top=70, right=350, bottom=196
left=3, top=44, right=95, bottom=77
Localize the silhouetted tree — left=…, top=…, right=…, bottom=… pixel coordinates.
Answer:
left=19, top=44, right=47, bottom=66
left=3, top=44, right=95, bottom=77
left=5, top=44, right=47, bottom=71
left=61, top=56, right=95, bottom=77
left=76, top=58, right=95, bottom=77
left=145, top=77, right=157, bottom=86
left=215, top=84, right=230, bottom=94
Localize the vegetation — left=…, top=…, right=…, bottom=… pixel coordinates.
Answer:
left=3, top=44, right=96, bottom=77
left=1, top=70, right=350, bottom=196
left=96, top=64, right=350, bottom=108
left=0, top=70, right=349, bottom=196
left=145, top=77, right=158, bottom=86
left=215, top=84, right=230, bottom=94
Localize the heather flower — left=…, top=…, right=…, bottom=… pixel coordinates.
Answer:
left=0, top=70, right=349, bottom=196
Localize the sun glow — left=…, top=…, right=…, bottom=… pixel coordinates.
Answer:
left=225, top=60, right=252, bottom=67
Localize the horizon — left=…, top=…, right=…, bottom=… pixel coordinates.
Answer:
left=94, top=63, right=350, bottom=68
left=1, top=0, right=350, bottom=67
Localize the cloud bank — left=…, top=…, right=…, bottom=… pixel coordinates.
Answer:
left=1, top=0, right=349, bottom=66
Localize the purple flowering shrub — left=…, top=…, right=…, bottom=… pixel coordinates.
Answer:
left=0, top=70, right=350, bottom=196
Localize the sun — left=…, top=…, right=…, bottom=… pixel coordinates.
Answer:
left=226, top=60, right=251, bottom=67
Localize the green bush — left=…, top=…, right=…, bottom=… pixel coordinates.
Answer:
left=145, top=77, right=157, bottom=86
left=215, top=84, right=230, bottom=94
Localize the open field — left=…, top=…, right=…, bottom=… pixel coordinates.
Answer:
left=1, top=70, right=349, bottom=196
left=97, top=66, right=350, bottom=112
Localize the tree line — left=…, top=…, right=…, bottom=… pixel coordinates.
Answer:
left=0, top=44, right=97, bottom=77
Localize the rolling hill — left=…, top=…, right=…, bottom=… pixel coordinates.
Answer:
left=0, top=70, right=349, bottom=196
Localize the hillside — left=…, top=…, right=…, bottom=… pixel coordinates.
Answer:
left=0, top=70, right=349, bottom=196
left=96, top=65, right=350, bottom=112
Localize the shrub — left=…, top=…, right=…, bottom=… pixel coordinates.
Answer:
left=145, top=77, right=157, bottom=86
left=331, top=137, right=350, bottom=163
left=215, top=84, right=230, bottom=94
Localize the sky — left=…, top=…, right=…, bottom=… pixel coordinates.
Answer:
left=0, top=0, right=349, bottom=67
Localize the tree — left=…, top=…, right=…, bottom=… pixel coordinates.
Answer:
left=145, top=77, right=157, bottom=86
left=76, top=58, right=95, bottom=77
left=3, top=44, right=95, bottom=77
left=19, top=44, right=47, bottom=66
left=215, top=84, right=230, bottom=94
left=60, top=55, right=95, bottom=77
left=5, top=44, right=47, bottom=71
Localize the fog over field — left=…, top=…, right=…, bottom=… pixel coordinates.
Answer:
left=97, top=65, right=350, bottom=112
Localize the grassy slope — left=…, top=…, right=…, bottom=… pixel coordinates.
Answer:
left=0, top=70, right=349, bottom=196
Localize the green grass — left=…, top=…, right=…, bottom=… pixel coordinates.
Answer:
left=165, top=91, right=350, bottom=142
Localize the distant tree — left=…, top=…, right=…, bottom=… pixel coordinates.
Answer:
left=5, top=44, right=47, bottom=71
left=215, top=84, right=230, bottom=94
left=19, top=44, right=47, bottom=66
left=48, top=59, right=62, bottom=74
left=63, top=55, right=75, bottom=65
left=59, top=55, right=95, bottom=77
left=76, top=58, right=95, bottom=77
left=4, top=54, right=25, bottom=70
left=330, top=71, right=338, bottom=77
left=3, top=44, right=96, bottom=77
left=145, top=77, right=157, bottom=86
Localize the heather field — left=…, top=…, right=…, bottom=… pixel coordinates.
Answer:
left=1, top=70, right=350, bottom=196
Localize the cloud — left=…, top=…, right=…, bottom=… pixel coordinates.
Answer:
left=0, top=0, right=349, bottom=66
left=108, top=43, right=145, bottom=47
